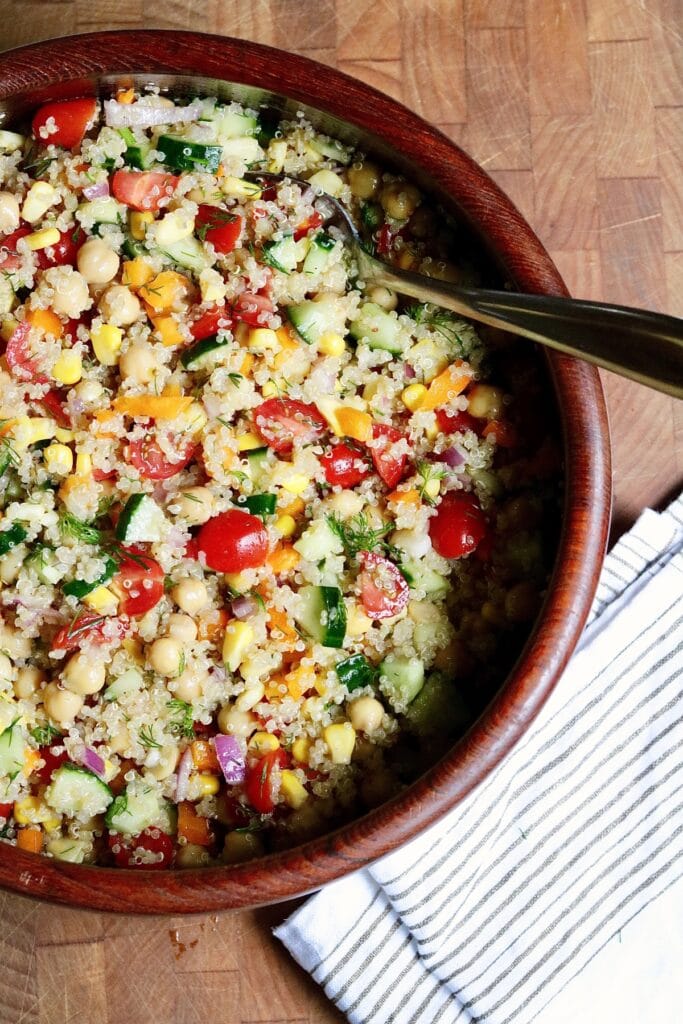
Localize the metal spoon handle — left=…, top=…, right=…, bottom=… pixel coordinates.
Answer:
left=365, top=258, right=683, bottom=399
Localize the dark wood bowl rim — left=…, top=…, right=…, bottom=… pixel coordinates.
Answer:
left=0, top=31, right=611, bottom=915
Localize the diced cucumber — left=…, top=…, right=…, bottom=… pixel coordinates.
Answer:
left=287, top=294, right=338, bottom=345
left=0, top=130, right=25, bottom=153
left=117, top=127, right=154, bottom=169
left=262, top=234, right=298, bottom=274
left=160, top=235, right=208, bottom=273
left=246, top=446, right=269, bottom=486
left=308, top=136, right=351, bottom=164
left=400, top=560, right=449, bottom=597
left=379, top=654, right=425, bottom=708
left=294, top=519, right=343, bottom=563
left=157, top=134, right=222, bottom=173
left=76, top=196, right=123, bottom=225
left=0, top=523, right=27, bottom=556
left=180, top=334, right=230, bottom=370
left=116, top=494, right=165, bottom=544
left=350, top=302, right=407, bottom=355
left=336, top=653, right=375, bottom=692
left=240, top=493, right=276, bottom=517
left=62, top=554, right=117, bottom=600
left=47, top=836, right=90, bottom=863
left=104, top=666, right=144, bottom=703
left=220, top=136, right=262, bottom=163
left=45, top=763, right=113, bottom=818
left=295, top=585, right=346, bottom=648
left=104, top=781, right=169, bottom=836
left=26, top=545, right=64, bottom=585
left=216, top=111, right=259, bottom=140
left=302, top=232, right=335, bottom=275
left=0, top=718, right=23, bottom=777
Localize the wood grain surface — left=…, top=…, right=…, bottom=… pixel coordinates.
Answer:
left=0, top=2, right=681, bottom=1021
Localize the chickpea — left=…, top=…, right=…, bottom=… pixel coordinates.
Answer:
left=235, top=682, right=265, bottom=712
left=46, top=267, right=92, bottom=319
left=217, top=705, right=257, bottom=739
left=98, top=284, right=141, bottom=327
left=119, top=343, right=156, bottom=385
left=380, top=181, right=420, bottom=220
left=74, top=379, right=104, bottom=406
left=62, top=652, right=106, bottom=696
left=174, top=486, right=214, bottom=526
left=0, top=624, right=31, bottom=660
left=171, top=668, right=204, bottom=702
left=176, top=842, right=212, bottom=869
left=366, top=285, right=398, bottom=311
left=347, top=161, right=381, bottom=200
left=467, top=384, right=505, bottom=421
left=407, top=205, right=435, bottom=239
left=14, top=665, right=45, bottom=700
left=0, top=191, right=20, bottom=234
left=325, top=489, right=365, bottom=519
left=148, top=637, right=184, bottom=677
left=77, top=238, right=120, bottom=285
left=172, top=579, right=209, bottom=616
left=167, top=614, right=198, bottom=643
left=222, top=830, right=264, bottom=864
left=108, top=725, right=131, bottom=756
left=348, top=695, right=385, bottom=734
left=42, top=682, right=84, bottom=725
left=148, top=744, right=180, bottom=781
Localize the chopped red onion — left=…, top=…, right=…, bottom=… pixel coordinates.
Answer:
left=435, top=446, right=465, bottom=468
left=230, top=595, right=258, bottom=620
left=75, top=745, right=105, bottom=778
left=83, top=180, right=110, bottom=200
left=104, top=99, right=202, bottom=129
left=213, top=734, right=246, bottom=785
left=175, top=746, right=193, bottom=802
left=404, top=363, right=417, bottom=379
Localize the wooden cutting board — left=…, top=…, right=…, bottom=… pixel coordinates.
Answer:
left=0, top=2, right=681, bottom=1021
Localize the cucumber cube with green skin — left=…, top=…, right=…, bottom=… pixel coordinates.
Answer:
left=262, top=235, right=299, bottom=274
left=379, top=654, right=425, bottom=709
left=161, top=236, right=208, bottom=274
left=180, top=334, right=230, bottom=370
left=295, top=585, right=347, bottom=648
left=116, top=494, right=165, bottom=544
left=287, top=294, right=340, bottom=345
left=157, top=135, right=223, bottom=173
left=349, top=303, right=407, bottom=355
left=117, top=127, right=153, bottom=169
left=302, top=232, right=336, bottom=275
left=62, top=554, right=117, bottom=599
left=45, top=763, right=113, bottom=818
left=0, top=718, right=23, bottom=777
left=0, top=523, right=27, bottom=556
left=336, top=653, right=375, bottom=692
left=105, top=783, right=172, bottom=836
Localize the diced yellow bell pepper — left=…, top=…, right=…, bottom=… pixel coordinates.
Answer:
left=335, top=407, right=373, bottom=443
left=91, top=323, right=123, bottom=366
left=23, top=748, right=41, bottom=778
left=83, top=586, right=119, bottom=615
left=291, top=737, right=312, bottom=764
left=248, top=731, right=280, bottom=755
left=280, top=770, right=309, bottom=809
left=75, top=452, right=92, bottom=475
left=239, top=352, right=255, bottom=377
left=116, top=87, right=135, bottom=104
left=421, top=361, right=472, bottom=411
left=323, top=722, right=356, bottom=764
left=113, top=394, right=194, bottom=420
left=282, top=474, right=310, bottom=496
left=222, top=621, right=254, bottom=673
left=247, top=327, right=279, bottom=353
left=274, top=514, right=296, bottom=538
left=25, top=227, right=60, bottom=252
left=236, top=432, right=263, bottom=452
left=401, top=382, right=428, bottom=412
left=261, top=380, right=278, bottom=399
left=221, top=176, right=262, bottom=200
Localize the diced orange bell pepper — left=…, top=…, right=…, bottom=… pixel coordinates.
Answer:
left=197, top=608, right=229, bottom=645
left=150, top=314, right=185, bottom=348
left=177, top=801, right=213, bottom=847
left=16, top=827, right=43, bottom=854
left=23, top=749, right=41, bottom=778
left=422, top=361, right=472, bottom=411
left=27, top=308, right=63, bottom=339
left=267, top=544, right=300, bottom=575
left=139, top=270, right=191, bottom=313
left=386, top=488, right=420, bottom=506
left=280, top=496, right=305, bottom=518
left=239, top=352, right=255, bottom=377
left=335, top=407, right=373, bottom=443
left=273, top=326, right=300, bottom=369
left=113, top=394, right=193, bottom=419
left=121, top=258, right=154, bottom=290
left=190, top=739, right=220, bottom=774
left=283, top=664, right=316, bottom=700
left=267, top=607, right=298, bottom=643
left=116, top=87, right=135, bottom=104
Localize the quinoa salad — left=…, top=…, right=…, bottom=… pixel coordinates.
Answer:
left=0, top=90, right=560, bottom=868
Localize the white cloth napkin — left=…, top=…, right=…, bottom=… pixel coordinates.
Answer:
left=275, top=494, right=683, bottom=1024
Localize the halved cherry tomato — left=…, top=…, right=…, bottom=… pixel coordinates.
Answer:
left=188, top=303, right=232, bottom=341
left=358, top=551, right=410, bottom=620
left=196, top=206, right=243, bottom=253
left=111, top=547, right=164, bottom=617
left=125, top=436, right=196, bottom=480
left=244, top=748, right=288, bottom=814
left=40, top=390, right=71, bottom=428
left=376, top=223, right=394, bottom=256
left=32, top=97, right=96, bottom=149
left=93, top=467, right=117, bottom=482
left=34, top=746, right=69, bottom=785
left=196, top=510, right=268, bottom=572
left=231, top=291, right=275, bottom=327
left=429, top=491, right=487, bottom=559
left=34, top=227, right=83, bottom=269
left=321, top=441, right=370, bottom=488
left=4, top=321, right=47, bottom=383
left=0, top=802, right=13, bottom=819
left=111, top=170, right=179, bottom=212
left=107, top=827, right=174, bottom=869
left=436, top=409, right=480, bottom=436
left=369, top=423, right=410, bottom=489
left=0, top=226, right=30, bottom=271
left=50, top=612, right=127, bottom=653
left=293, top=210, right=323, bottom=241
left=254, top=398, right=326, bottom=455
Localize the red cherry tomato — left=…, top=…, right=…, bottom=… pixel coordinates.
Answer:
left=358, top=551, right=410, bottom=620
left=0, top=226, right=30, bottom=271
left=321, top=442, right=370, bottom=488
left=188, top=302, right=232, bottom=341
left=4, top=321, right=47, bottom=383
left=108, top=827, right=174, bottom=869
left=125, top=437, right=196, bottom=480
left=111, top=170, right=179, bottom=212
left=196, top=510, right=268, bottom=572
left=293, top=210, right=323, bottom=241
left=376, top=223, right=395, bottom=256
left=436, top=408, right=480, bottom=436
left=429, top=491, right=488, bottom=559
left=50, top=612, right=127, bottom=653
left=34, top=227, right=83, bottom=269
left=111, top=547, right=164, bottom=618
left=40, top=390, right=71, bottom=428
left=369, top=423, right=410, bottom=489
left=34, top=746, right=69, bottom=785
left=232, top=291, right=275, bottom=327
left=0, top=802, right=13, bottom=819
left=244, top=749, right=288, bottom=814
left=196, top=206, right=243, bottom=253
left=254, top=398, right=326, bottom=455
left=32, top=97, right=96, bottom=149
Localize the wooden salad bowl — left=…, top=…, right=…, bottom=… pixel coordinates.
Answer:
left=0, top=31, right=611, bottom=914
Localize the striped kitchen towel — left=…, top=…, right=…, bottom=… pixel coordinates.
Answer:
left=275, top=493, right=683, bottom=1024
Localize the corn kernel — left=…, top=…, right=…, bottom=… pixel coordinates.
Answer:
left=129, top=210, right=154, bottom=240
left=308, top=169, right=344, bottom=197
left=261, top=380, right=278, bottom=398
left=83, top=585, right=119, bottom=615
left=291, top=737, right=311, bottom=764
left=248, top=731, right=280, bottom=755
left=402, top=382, right=428, bottom=412
left=13, top=795, right=49, bottom=826
left=195, top=773, right=220, bottom=797
left=25, top=227, right=60, bottom=252
left=423, top=478, right=441, bottom=499
left=274, top=514, right=296, bottom=538
left=318, top=331, right=345, bottom=357
left=44, top=443, right=73, bottom=476
left=237, top=432, right=263, bottom=452
left=91, top=322, right=123, bottom=366
left=155, top=208, right=195, bottom=246
left=52, top=349, right=82, bottom=385
left=425, top=419, right=440, bottom=441
left=13, top=416, right=57, bottom=449
left=280, top=769, right=309, bottom=809
left=222, top=621, right=254, bottom=673
left=323, top=722, right=356, bottom=764
left=221, top=176, right=262, bottom=200
left=55, top=428, right=74, bottom=442
left=224, top=571, right=250, bottom=591
left=282, top=474, right=310, bottom=496
left=21, top=181, right=57, bottom=223
left=247, top=327, right=279, bottom=353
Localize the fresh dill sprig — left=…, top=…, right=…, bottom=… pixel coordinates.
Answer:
left=416, top=459, right=448, bottom=505
left=227, top=372, right=244, bottom=387
left=327, top=511, right=393, bottom=560
left=167, top=699, right=195, bottom=739
left=30, top=723, right=62, bottom=746
left=407, top=303, right=466, bottom=354
left=138, top=724, right=162, bottom=750
left=59, top=511, right=103, bottom=546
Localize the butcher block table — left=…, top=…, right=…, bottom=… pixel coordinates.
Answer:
left=0, top=2, right=681, bottom=1022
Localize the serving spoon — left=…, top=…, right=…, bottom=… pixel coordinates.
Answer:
left=247, top=173, right=683, bottom=399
